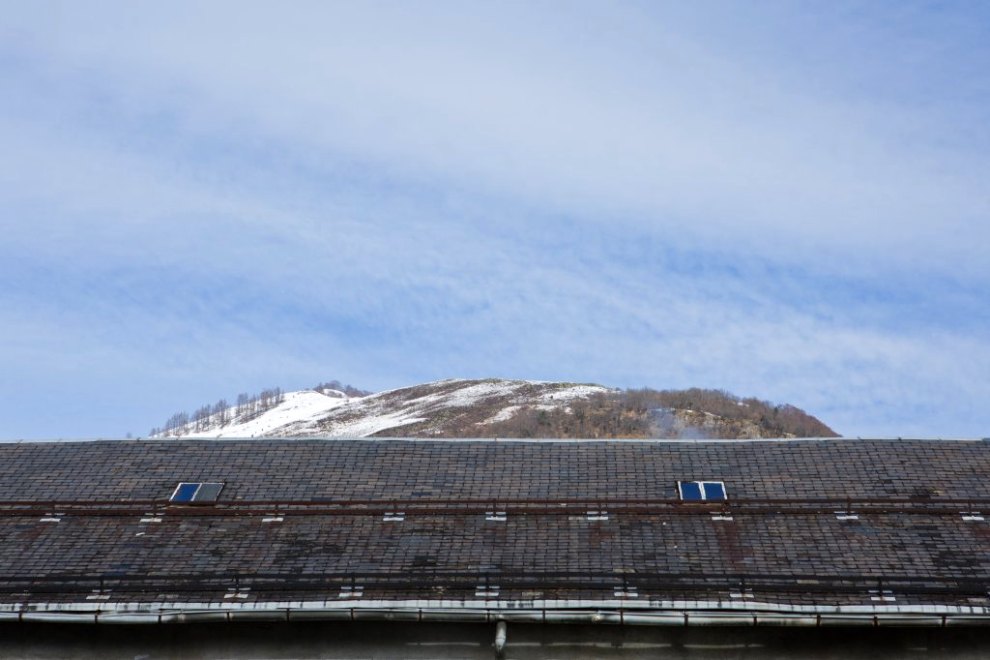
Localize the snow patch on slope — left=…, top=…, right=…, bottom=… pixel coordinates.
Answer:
left=160, top=379, right=613, bottom=439
left=483, top=383, right=609, bottom=423
left=182, top=390, right=350, bottom=438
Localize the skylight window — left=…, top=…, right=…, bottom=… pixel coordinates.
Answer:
left=170, top=482, right=224, bottom=504
left=677, top=480, right=727, bottom=501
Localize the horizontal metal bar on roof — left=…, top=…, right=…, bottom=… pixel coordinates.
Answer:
left=3, top=497, right=988, bottom=506
left=2, top=497, right=989, bottom=518
left=0, top=508, right=982, bottom=519
left=0, top=571, right=986, bottom=597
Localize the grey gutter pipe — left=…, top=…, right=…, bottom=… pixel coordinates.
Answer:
left=3, top=603, right=990, bottom=626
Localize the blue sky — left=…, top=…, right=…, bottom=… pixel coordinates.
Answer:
left=1, top=1, right=988, bottom=439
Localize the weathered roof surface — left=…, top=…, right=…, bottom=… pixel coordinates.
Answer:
left=3, top=437, right=988, bottom=501
left=2, top=437, right=990, bottom=623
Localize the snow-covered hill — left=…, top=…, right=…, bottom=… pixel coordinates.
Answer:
left=153, top=378, right=839, bottom=440
left=158, top=379, right=613, bottom=439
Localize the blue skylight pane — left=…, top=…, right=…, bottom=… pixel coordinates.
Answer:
left=703, top=482, right=726, bottom=500
left=171, top=483, right=199, bottom=503
left=680, top=482, right=703, bottom=501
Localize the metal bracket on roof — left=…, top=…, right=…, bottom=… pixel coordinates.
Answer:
left=710, top=512, right=734, bottom=521
left=338, top=584, right=364, bottom=599
left=85, top=589, right=111, bottom=601
left=39, top=512, right=63, bottom=523
left=961, top=512, right=985, bottom=522
left=728, top=578, right=754, bottom=599
left=869, top=588, right=896, bottom=602
left=382, top=511, right=405, bottom=522
left=140, top=504, right=167, bottom=523
left=613, top=585, right=639, bottom=598
left=475, top=584, right=500, bottom=598
left=223, top=587, right=251, bottom=599
left=485, top=510, right=507, bottom=522
left=834, top=511, right=859, bottom=521
left=586, top=509, right=609, bottom=521
left=262, top=512, right=284, bottom=523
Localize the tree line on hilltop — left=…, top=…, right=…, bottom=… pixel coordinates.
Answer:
left=150, top=379, right=371, bottom=437
left=150, top=387, right=286, bottom=437
left=313, top=380, right=372, bottom=398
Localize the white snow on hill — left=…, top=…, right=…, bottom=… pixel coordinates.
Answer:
left=158, top=379, right=613, bottom=439
left=180, top=389, right=351, bottom=438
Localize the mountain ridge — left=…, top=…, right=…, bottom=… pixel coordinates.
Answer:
left=151, top=378, right=838, bottom=440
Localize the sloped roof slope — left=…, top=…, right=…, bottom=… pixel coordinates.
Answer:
left=1, top=438, right=989, bottom=625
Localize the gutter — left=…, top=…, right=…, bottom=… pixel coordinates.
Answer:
left=3, top=600, right=990, bottom=626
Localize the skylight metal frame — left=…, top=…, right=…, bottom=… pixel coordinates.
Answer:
left=169, top=482, right=225, bottom=504
left=677, top=480, right=727, bottom=502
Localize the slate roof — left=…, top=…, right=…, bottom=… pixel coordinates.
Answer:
left=1, top=438, right=990, bottom=623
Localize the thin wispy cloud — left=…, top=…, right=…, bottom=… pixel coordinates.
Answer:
left=1, top=1, right=988, bottom=439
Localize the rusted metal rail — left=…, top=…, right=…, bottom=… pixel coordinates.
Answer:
left=0, top=570, right=985, bottom=597
left=1, top=497, right=989, bottom=517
